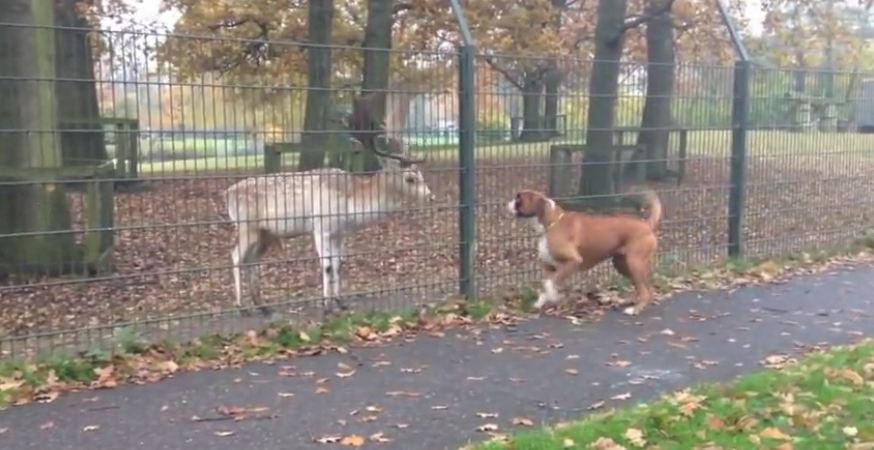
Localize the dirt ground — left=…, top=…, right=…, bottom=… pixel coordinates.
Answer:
left=2, top=148, right=874, bottom=349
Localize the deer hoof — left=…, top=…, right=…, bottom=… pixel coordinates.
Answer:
left=333, top=297, right=350, bottom=312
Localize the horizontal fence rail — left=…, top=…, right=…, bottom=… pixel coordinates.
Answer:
left=1, top=23, right=874, bottom=360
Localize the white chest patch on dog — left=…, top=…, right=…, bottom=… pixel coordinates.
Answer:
left=537, top=236, right=558, bottom=266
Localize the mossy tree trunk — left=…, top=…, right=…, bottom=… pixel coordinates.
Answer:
left=575, top=0, right=628, bottom=210
left=298, top=0, right=335, bottom=171
left=358, top=0, right=394, bottom=171
left=635, top=0, right=675, bottom=181
left=55, top=0, right=107, bottom=166
left=0, top=0, right=76, bottom=276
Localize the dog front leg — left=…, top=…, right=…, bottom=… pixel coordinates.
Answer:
left=535, top=259, right=581, bottom=310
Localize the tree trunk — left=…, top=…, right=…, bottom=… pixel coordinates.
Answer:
left=544, top=0, right=566, bottom=138
left=575, top=0, right=628, bottom=209
left=0, top=0, right=76, bottom=276
left=358, top=0, right=394, bottom=171
left=544, top=64, right=562, bottom=137
left=519, top=70, right=545, bottom=141
left=298, top=0, right=334, bottom=171
left=635, top=0, right=675, bottom=182
left=55, top=0, right=107, bottom=166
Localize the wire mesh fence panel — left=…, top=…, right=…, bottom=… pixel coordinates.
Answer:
left=742, top=66, right=874, bottom=259
left=0, top=24, right=460, bottom=359
left=3, top=20, right=874, bottom=361
left=471, top=54, right=739, bottom=305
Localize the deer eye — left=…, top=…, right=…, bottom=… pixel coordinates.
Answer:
left=405, top=176, right=416, bottom=184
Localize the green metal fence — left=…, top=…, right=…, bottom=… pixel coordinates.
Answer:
left=2, top=21, right=874, bottom=361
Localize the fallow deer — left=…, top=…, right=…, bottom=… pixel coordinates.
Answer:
left=224, top=95, right=435, bottom=316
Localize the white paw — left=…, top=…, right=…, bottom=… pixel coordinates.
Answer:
left=622, top=306, right=640, bottom=316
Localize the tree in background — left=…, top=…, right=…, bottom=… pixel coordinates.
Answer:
left=0, top=0, right=76, bottom=275
left=298, top=0, right=336, bottom=170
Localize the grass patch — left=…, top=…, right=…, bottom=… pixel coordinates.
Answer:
left=472, top=340, right=874, bottom=450
left=134, top=129, right=874, bottom=175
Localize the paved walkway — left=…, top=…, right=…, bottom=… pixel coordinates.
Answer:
left=2, top=264, right=874, bottom=450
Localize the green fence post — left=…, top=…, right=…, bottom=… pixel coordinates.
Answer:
left=728, top=60, right=750, bottom=258
left=457, top=44, right=477, bottom=299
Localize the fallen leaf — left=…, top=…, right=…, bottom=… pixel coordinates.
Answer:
left=277, top=392, right=295, bottom=398
left=365, top=405, right=383, bottom=413
left=707, top=416, right=725, bottom=430
left=512, top=417, right=534, bottom=427
left=611, top=392, right=632, bottom=401
left=625, top=428, right=646, bottom=447
left=0, top=379, right=25, bottom=391
left=91, top=365, right=117, bottom=388
left=316, top=386, right=329, bottom=394
left=40, top=421, right=54, bottom=430
left=401, top=367, right=423, bottom=374
left=491, top=347, right=504, bottom=354
left=827, top=368, right=865, bottom=386
left=466, top=376, right=487, bottom=381
left=369, top=432, right=392, bottom=443
left=587, top=400, right=606, bottom=410
left=214, top=431, right=235, bottom=437
left=431, top=405, right=449, bottom=410
left=336, top=370, right=356, bottom=378
left=660, top=328, right=676, bottom=336
left=315, top=435, right=342, bottom=444
left=0, top=427, right=7, bottom=434
left=590, top=436, right=626, bottom=450
left=34, top=392, right=59, bottom=404
left=82, top=425, right=100, bottom=432
left=393, top=423, right=409, bottom=429
left=564, top=368, right=579, bottom=376
left=760, top=427, right=791, bottom=441
left=159, top=360, right=179, bottom=374
left=340, top=435, right=365, bottom=447
left=608, top=360, right=632, bottom=368
left=476, top=423, right=499, bottom=432
left=386, top=391, right=421, bottom=398
left=372, top=361, right=391, bottom=368
left=761, top=354, right=794, bottom=369
left=356, top=326, right=377, bottom=341
left=298, top=331, right=311, bottom=342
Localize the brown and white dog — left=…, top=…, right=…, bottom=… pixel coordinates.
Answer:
left=507, top=189, right=663, bottom=316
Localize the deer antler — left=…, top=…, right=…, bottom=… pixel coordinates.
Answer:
left=371, top=140, right=425, bottom=166
left=347, top=93, right=425, bottom=167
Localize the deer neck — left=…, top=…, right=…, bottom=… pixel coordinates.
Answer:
left=347, top=170, right=404, bottom=216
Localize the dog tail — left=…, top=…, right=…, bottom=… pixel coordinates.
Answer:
left=637, top=188, right=663, bottom=231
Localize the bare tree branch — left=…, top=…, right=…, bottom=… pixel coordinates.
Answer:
left=393, top=2, right=414, bottom=14
left=613, top=0, right=676, bottom=41
left=483, top=55, right=525, bottom=90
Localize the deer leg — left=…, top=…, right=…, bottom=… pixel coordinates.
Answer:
left=314, top=230, right=338, bottom=317
left=250, top=241, right=274, bottom=317
left=329, top=232, right=348, bottom=312
left=231, top=228, right=259, bottom=317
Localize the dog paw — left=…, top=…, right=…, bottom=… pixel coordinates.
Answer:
left=534, top=295, right=555, bottom=310
left=622, top=306, right=640, bottom=316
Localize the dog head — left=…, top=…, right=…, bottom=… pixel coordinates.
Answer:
left=507, top=189, right=554, bottom=219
